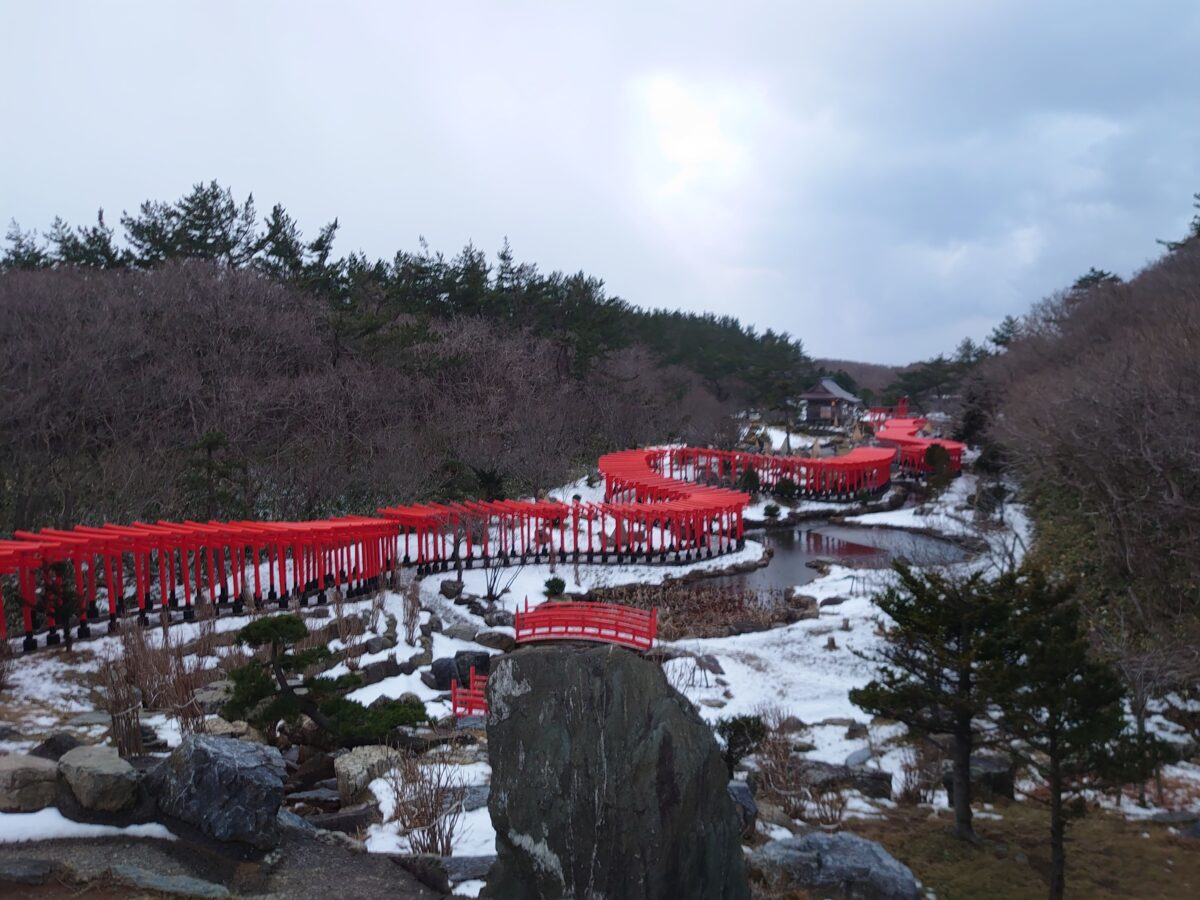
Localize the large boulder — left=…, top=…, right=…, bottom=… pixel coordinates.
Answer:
left=0, top=754, right=59, bottom=812
left=748, top=832, right=920, bottom=899
left=484, top=645, right=749, bottom=899
left=58, top=745, right=138, bottom=812
left=454, top=650, right=491, bottom=687
left=29, top=732, right=84, bottom=761
left=147, top=734, right=286, bottom=849
left=334, top=744, right=401, bottom=805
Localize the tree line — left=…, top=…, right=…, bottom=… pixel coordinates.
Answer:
left=3, top=180, right=814, bottom=403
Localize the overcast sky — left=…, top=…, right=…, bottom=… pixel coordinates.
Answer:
left=2, top=2, right=1198, bottom=364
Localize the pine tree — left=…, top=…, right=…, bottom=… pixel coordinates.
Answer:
left=850, top=562, right=1009, bottom=841
left=983, top=567, right=1127, bottom=900
left=988, top=314, right=1020, bottom=349
left=2, top=221, right=50, bottom=269
left=46, top=210, right=125, bottom=268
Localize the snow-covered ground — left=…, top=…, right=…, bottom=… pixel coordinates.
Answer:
left=4, top=459, right=1195, bottom=870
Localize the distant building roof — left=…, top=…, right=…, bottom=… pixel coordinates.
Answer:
left=799, top=378, right=863, bottom=404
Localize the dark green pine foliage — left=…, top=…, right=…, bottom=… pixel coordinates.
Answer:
left=983, top=568, right=1127, bottom=900
left=1, top=221, right=50, bottom=269
left=46, top=210, right=126, bottom=267
left=850, top=562, right=1009, bottom=841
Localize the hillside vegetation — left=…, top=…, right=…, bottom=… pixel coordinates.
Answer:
left=0, top=181, right=814, bottom=532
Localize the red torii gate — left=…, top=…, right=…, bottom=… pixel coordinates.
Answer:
left=874, top=417, right=966, bottom=476
left=3, top=422, right=940, bottom=651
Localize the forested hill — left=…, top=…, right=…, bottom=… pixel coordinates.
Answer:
left=2, top=181, right=812, bottom=403
left=0, top=181, right=814, bottom=532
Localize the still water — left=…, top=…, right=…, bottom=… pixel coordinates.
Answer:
left=709, top=524, right=969, bottom=591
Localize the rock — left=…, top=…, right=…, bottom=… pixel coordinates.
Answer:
left=147, top=734, right=287, bottom=849
left=727, top=782, right=758, bottom=837
left=748, top=832, right=920, bottom=899
left=58, top=745, right=138, bottom=812
left=193, top=680, right=233, bottom=715
left=444, top=623, right=478, bottom=642
left=108, top=864, right=230, bottom=898
left=428, top=657, right=457, bottom=691
left=277, top=807, right=318, bottom=835
left=441, top=783, right=490, bottom=815
left=0, top=859, right=60, bottom=885
left=1187, top=820, right=1200, bottom=840
left=483, top=608, right=515, bottom=628
left=444, top=855, right=495, bottom=883
left=474, top=630, right=516, bottom=653
left=0, top=725, right=19, bottom=742
left=818, top=596, right=849, bottom=608
left=845, top=747, right=874, bottom=767
left=334, top=745, right=401, bottom=805
left=845, top=721, right=869, bottom=739
left=457, top=715, right=487, bottom=730
left=0, top=755, right=59, bottom=812
left=485, top=645, right=750, bottom=899
left=286, top=787, right=341, bottom=811
left=389, top=725, right=462, bottom=754
left=440, top=580, right=465, bottom=599
left=942, top=754, right=1016, bottom=804
left=696, top=654, right=725, bottom=675
left=398, top=692, right=423, bottom=707
left=205, top=720, right=252, bottom=739
left=66, top=711, right=111, bottom=728
left=364, top=634, right=396, bottom=654
left=358, top=656, right=401, bottom=686
left=700, top=698, right=726, bottom=708
left=29, top=732, right=84, bottom=761
left=286, top=751, right=335, bottom=791
left=794, top=759, right=892, bottom=800
left=454, top=650, right=491, bottom=687
left=307, top=800, right=380, bottom=834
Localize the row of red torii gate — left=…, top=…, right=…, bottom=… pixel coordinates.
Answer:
left=0, top=419, right=963, bottom=650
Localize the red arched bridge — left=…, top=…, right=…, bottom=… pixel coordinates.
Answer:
left=0, top=420, right=962, bottom=650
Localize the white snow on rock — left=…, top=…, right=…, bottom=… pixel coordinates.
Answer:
left=0, top=807, right=176, bottom=843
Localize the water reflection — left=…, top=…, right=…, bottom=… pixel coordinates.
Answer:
left=710, top=524, right=968, bottom=591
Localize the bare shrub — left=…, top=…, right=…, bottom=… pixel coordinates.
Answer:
left=120, top=627, right=204, bottom=736
left=332, top=586, right=351, bottom=644
left=368, top=593, right=384, bottom=634
left=402, top=579, right=421, bottom=647
left=897, top=740, right=944, bottom=806
left=98, top=651, right=143, bottom=757
left=752, top=706, right=845, bottom=827
left=800, top=780, right=848, bottom=829
left=0, top=641, right=12, bottom=693
left=382, top=754, right=467, bottom=856
left=754, top=729, right=805, bottom=819
left=194, top=604, right=219, bottom=659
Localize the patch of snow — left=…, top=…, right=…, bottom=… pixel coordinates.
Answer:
left=0, top=808, right=176, bottom=843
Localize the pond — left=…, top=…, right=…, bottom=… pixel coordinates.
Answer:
left=708, top=523, right=970, bottom=591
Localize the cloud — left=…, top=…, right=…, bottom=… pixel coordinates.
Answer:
left=1, top=1, right=1198, bottom=364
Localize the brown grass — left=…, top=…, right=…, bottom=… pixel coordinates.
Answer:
left=595, top=583, right=792, bottom=640
left=848, top=802, right=1200, bottom=900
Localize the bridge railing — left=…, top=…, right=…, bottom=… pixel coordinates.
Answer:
left=514, top=599, right=657, bottom=651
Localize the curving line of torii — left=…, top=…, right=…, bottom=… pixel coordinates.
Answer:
left=0, top=417, right=962, bottom=651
